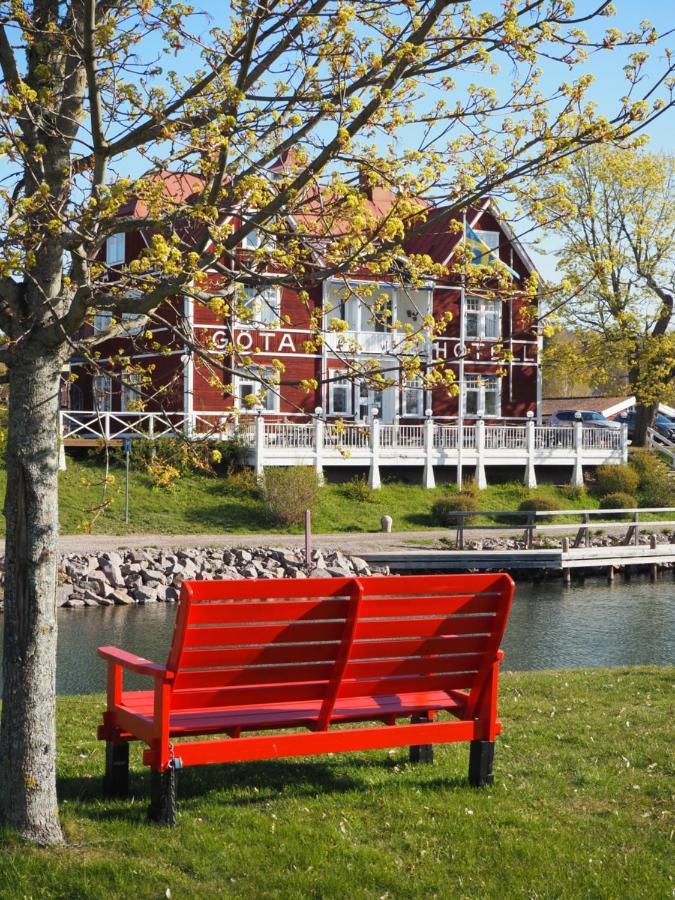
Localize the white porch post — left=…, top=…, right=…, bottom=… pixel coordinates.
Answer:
left=422, top=411, right=435, bottom=489
left=621, top=423, right=628, bottom=463
left=254, top=414, right=265, bottom=481
left=368, top=415, right=381, bottom=490
left=571, top=419, right=584, bottom=487
left=475, top=418, right=487, bottom=490
left=58, top=412, right=67, bottom=471
left=314, top=408, right=324, bottom=485
left=525, top=415, right=537, bottom=488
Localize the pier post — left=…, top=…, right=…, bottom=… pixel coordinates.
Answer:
left=368, top=416, right=381, bottom=490
left=475, top=419, right=487, bottom=490
left=254, top=414, right=265, bottom=481
left=314, top=414, right=325, bottom=485
left=621, top=422, right=629, bottom=464
left=524, top=418, right=537, bottom=488
left=571, top=420, right=584, bottom=487
left=422, top=415, right=435, bottom=489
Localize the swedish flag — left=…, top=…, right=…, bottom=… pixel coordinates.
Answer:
left=465, top=224, right=519, bottom=280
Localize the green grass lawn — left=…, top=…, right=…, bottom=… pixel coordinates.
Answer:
left=0, top=456, right=609, bottom=536
left=0, top=667, right=671, bottom=898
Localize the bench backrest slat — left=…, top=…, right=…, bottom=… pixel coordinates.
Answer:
left=168, top=574, right=514, bottom=720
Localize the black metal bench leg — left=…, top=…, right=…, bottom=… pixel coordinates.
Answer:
left=104, top=741, right=129, bottom=798
left=469, top=740, right=494, bottom=787
left=148, top=766, right=177, bottom=826
left=409, top=714, right=434, bottom=764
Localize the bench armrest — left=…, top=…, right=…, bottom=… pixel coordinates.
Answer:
left=98, top=645, right=172, bottom=681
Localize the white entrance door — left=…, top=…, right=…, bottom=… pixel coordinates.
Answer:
left=357, top=381, right=396, bottom=423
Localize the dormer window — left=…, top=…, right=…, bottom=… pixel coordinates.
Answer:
left=106, top=233, right=125, bottom=265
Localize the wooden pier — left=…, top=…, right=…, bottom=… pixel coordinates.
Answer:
left=362, top=540, right=675, bottom=579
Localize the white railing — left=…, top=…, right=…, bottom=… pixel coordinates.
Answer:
left=380, top=424, right=424, bottom=448
left=323, top=423, right=370, bottom=449
left=60, top=412, right=629, bottom=489
left=535, top=426, right=574, bottom=449
left=647, top=427, right=675, bottom=467
left=485, top=426, right=526, bottom=450
left=323, top=330, right=394, bottom=355
left=582, top=428, right=622, bottom=450
left=263, top=423, right=314, bottom=449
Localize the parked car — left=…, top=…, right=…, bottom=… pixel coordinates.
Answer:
left=619, top=410, right=675, bottom=441
left=547, top=410, right=622, bottom=430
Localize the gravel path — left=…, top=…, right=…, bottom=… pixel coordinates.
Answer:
left=2, top=523, right=671, bottom=555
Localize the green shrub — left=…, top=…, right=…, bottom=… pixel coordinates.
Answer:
left=599, top=492, right=637, bottom=519
left=517, top=492, right=560, bottom=523
left=560, top=483, right=586, bottom=502
left=222, top=466, right=262, bottom=498
left=629, top=449, right=674, bottom=507
left=342, top=476, right=377, bottom=504
left=592, top=464, right=640, bottom=498
left=431, top=492, right=479, bottom=527
left=264, top=467, right=322, bottom=526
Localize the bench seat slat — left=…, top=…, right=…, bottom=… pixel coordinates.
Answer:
left=168, top=671, right=477, bottom=711
left=119, top=688, right=467, bottom=734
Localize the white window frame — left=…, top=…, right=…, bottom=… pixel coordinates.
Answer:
left=106, top=233, right=125, bottom=265
left=463, top=374, right=501, bottom=418
left=402, top=376, right=424, bottom=418
left=93, top=374, right=113, bottom=412
left=239, top=285, right=281, bottom=327
left=236, top=366, right=279, bottom=412
left=464, top=295, right=502, bottom=340
left=121, top=372, right=143, bottom=411
left=329, top=374, right=352, bottom=416
left=241, top=212, right=275, bottom=251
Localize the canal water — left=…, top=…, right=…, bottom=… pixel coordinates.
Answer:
left=0, top=576, right=673, bottom=695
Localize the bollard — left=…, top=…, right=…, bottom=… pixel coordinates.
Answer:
left=381, top=515, right=393, bottom=534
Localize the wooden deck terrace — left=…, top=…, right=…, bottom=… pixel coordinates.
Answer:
left=59, top=411, right=629, bottom=489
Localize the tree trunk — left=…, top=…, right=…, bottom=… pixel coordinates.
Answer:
left=633, top=402, right=656, bottom=448
left=0, top=350, right=65, bottom=845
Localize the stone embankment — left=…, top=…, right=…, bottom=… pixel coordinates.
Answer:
left=0, top=546, right=388, bottom=610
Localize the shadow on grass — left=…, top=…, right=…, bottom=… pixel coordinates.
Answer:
left=59, top=756, right=469, bottom=822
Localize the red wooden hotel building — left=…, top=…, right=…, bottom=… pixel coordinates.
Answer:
left=66, top=183, right=542, bottom=430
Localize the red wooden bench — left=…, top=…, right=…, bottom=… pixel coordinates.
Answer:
left=97, top=572, right=514, bottom=824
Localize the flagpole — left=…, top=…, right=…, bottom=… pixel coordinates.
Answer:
left=457, top=207, right=466, bottom=491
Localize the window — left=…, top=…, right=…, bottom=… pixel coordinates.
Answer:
left=364, top=287, right=394, bottom=333
left=473, top=229, right=500, bottom=253
left=402, top=377, right=424, bottom=417
left=240, top=286, right=280, bottom=326
left=106, top=233, right=125, bottom=265
left=241, top=213, right=274, bottom=251
left=464, top=296, right=502, bottom=340
left=121, top=373, right=143, bottom=411
left=121, top=312, right=144, bottom=336
left=330, top=375, right=352, bottom=415
left=326, top=283, right=358, bottom=330
left=93, top=375, right=112, bottom=412
left=237, top=367, right=279, bottom=412
left=463, top=374, right=501, bottom=418
left=93, top=310, right=112, bottom=334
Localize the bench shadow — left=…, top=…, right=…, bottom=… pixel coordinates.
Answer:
left=59, top=757, right=469, bottom=823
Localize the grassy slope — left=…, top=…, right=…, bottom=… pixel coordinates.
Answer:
left=0, top=667, right=672, bottom=898
left=0, top=457, right=606, bottom=536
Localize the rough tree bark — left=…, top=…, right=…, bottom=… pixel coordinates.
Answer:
left=0, top=348, right=66, bottom=844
